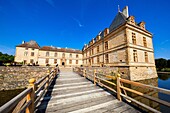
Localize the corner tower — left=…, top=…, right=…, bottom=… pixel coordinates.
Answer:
left=82, top=6, right=157, bottom=81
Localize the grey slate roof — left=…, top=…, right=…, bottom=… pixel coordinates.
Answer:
left=109, top=12, right=127, bottom=32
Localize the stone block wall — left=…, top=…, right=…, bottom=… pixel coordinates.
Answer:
left=0, top=66, right=53, bottom=90
left=129, top=66, right=158, bottom=81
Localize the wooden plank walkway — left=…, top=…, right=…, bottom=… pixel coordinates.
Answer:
left=36, top=70, right=141, bottom=113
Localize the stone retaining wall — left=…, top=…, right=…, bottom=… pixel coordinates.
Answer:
left=0, top=66, right=53, bottom=90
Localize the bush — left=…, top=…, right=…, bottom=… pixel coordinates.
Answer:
left=161, top=68, right=170, bottom=72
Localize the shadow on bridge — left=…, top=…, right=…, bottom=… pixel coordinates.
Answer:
left=36, top=73, right=59, bottom=113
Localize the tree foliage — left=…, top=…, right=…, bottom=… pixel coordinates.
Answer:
left=167, top=59, right=170, bottom=68
left=0, top=52, right=14, bottom=64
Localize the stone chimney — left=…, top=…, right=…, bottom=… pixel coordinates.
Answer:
left=122, top=6, right=129, bottom=18
left=22, top=40, right=25, bottom=44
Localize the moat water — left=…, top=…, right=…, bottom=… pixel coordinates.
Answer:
left=0, top=73, right=170, bottom=112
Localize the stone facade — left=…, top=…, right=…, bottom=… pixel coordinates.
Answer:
left=82, top=6, right=157, bottom=81
left=15, top=41, right=82, bottom=67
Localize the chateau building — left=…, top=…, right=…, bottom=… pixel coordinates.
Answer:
left=15, top=40, right=82, bottom=67
left=82, top=6, right=157, bottom=80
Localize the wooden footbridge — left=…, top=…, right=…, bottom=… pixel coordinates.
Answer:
left=0, top=67, right=170, bottom=113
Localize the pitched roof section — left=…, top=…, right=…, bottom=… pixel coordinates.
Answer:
left=40, top=46, right=82, bottom=54
left=109, top=12, right=127, bottom=32
left=16, top=40, right=40, bottom=49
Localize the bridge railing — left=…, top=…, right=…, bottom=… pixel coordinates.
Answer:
left=73, top=67, right=170, bottom=113
left=0, top=67, right=59, bottom=113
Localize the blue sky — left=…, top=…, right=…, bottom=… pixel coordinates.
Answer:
left=0, top=0, right=170, bottom=59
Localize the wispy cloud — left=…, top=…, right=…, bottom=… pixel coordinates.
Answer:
left=160, top=40, right=169, bottom=45
left=45, top=0, right=55, bottom=7
left=0, top=45, right=15, bottom=55
left=72, top=17, right=84, bottom=27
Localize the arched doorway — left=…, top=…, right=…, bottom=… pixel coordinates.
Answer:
left=62, top=62, right=65, bottom=66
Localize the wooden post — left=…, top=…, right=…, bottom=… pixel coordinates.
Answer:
left=26, top=78, right=36, bottom=113
left=52, top=68, right=55, bottom=78
left=46, top=69, right=50, bottom=89
left=93, top=69, right=96, bottom=85
left=84, top=69, right=86, bottom=78
left=83, top=69, right=85, bottom=77
left=117, top=73, right=122, bottom=101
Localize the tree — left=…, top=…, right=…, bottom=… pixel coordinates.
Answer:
left=155, top=58, right=167, bottom=70
left=167, top=59, right=170, bottom=68
left=0, top=52, right=14, bottom=65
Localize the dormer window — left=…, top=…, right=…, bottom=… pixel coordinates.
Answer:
left=139, top=21, right=145, bottom=29
left=104, top=28, right=109, bottom=36
left=128, top=16, right=135, bottom=24
left=97, top=35, right=101, bottom=41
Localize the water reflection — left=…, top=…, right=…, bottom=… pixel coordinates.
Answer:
left=127, top=78, right=160, bottom=112
left=125, top=73, right=170, bottom=113
left=158, top=73, right=170, bottom=113
left=158, top=73, right=170, bottom=80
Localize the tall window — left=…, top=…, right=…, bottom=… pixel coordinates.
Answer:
left=24, top=51, right=28, bottom=56
left=132, top=32, right=136, bottom=44
left=76, top=60, right=78, bottom=64
left=105, top=41, right=108, bottom=50
left=31, top=52, right=34, bottom=56
left=45, top=59, right=49, bottom=64
left=46, top=52, right=49, bottom=57
left=70, top=53, right=72, bottom=58
left=97, top=46, right=99, bottom=53
left=92, top=49, right=94, bottom=55
left=31, top=48, right=34, bottom=50
left=143, top=37, right=147, bottom=47
left=145, top=52, right=148, bottom=63
left=69, top=60, right=72, bottom=64
left=54, top=53, right=57, bottom=57
left=62, top=53, right=65, bottom=58
left=25, top=48, right=28, bottom=50
left=54, top=59, right=57, bottom=64
left=76, top=54, right=79, bottom=58
left=133, top=50, right=138, bottom=62
left=97, top=56, right=100, bottom=64
left=92, top=58, right=94, bottom=64
left=105, top=54, right=109, bottom=63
